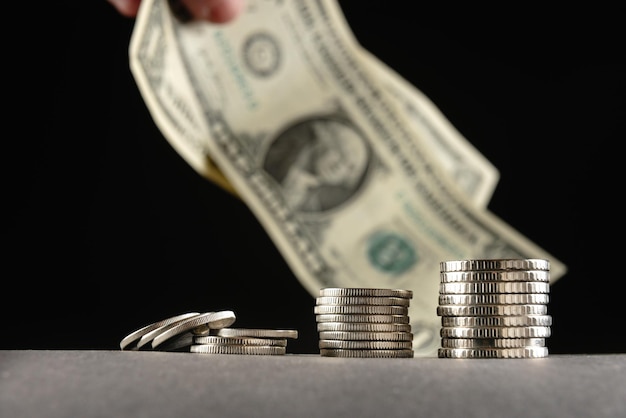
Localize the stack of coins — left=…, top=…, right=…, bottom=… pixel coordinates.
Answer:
left=191, top=328, right=298, bottom=356
left=120, top=311, right=237, bottom=352
left=437, top=259, right=552, bottom=359
left=120, top=311, right=298, bottom=355
left=314, top=288, right=415, bottom=358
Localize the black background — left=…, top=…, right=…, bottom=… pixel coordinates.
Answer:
left=4, top=1, right=625, bottom=354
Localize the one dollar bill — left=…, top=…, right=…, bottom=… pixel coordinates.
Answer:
left=130, top=0, right=566, bottom=356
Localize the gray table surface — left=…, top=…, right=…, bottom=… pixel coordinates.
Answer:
left=1, top=350, right=625, bottom=418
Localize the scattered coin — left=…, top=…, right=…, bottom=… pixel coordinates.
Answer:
left=121, top=310, right=299, bottom=355
left=151, top=311, right=237, bottom=349
left=155, top=333, right=195, bottom=352
left=119, top=312, right=200, bottom=350
left=136, top=313, right=204, bottom=350
left=214, top=328, right=298, bottom=340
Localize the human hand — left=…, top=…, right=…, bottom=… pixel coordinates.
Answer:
left=107, top=0, right=245, bottom=23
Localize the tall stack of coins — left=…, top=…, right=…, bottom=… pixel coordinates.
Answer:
left=314, top=288, right=415, bottom=358
left=437, top=259, right=552, bottom=359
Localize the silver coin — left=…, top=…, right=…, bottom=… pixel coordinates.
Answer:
left=136, top=313, right=204, bottom=350
left=190, top=311, right=238, bottom=335
left=319, top=348, right=414, bottom=358
left=439, top=293, right=549, bottom=306
left=440, top=259, right=550, bottom=272
left=314, top=305, right=408, bottom=315
left=319, top=288, right=413, bottom=299
left=193, top=335, right=288, bottom=347
left=441, top=315, right=552, bottom=328
left=440, top=270, right=550, bottom=283
left=318, top=331, right=414, bottom=341
left=316, top=296, right=411, bottom=307
left=153, top=333, right=195, bottom=352
left=438, top=346, right=549, bottom=359
left=317, top=322, right=412, bottom=333
left=190, top=344, right=286, bottom=355
left=441, top=337, right=546, bottom=349
left=319, top=339, right=413, bottom=350
left=439, top=281, right=550, bottom=294
left=120, top=312, right=200, bottom=350
left=151, top=311, right=236, bottom=349
left=214, top=328, right=298, bottom=339
left=436, top=304, right=548, bottom=317
left=315, top=314, right=410, bottom=324
left=440, top=326, right=552, bottom=339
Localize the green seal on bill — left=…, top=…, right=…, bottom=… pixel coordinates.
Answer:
left=367, top=231, right=417, bottom=275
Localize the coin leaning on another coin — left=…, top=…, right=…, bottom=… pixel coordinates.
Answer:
left=135, top=313, right=205, bottom=350
left=119, top=312, right=200, bottom=350
left=151, top=311, right=237, bottom=349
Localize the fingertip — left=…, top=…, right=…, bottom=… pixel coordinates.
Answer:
left=181, top=0, right=245, bottom=23
left=206, top=0, right=245, bottom=24
left=107, top=0, right=142, bottom=17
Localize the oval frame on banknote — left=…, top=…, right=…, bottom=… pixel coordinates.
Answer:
left=242, top=31, right=281, bottom=77
left=262, top=116, right=372, bottom=214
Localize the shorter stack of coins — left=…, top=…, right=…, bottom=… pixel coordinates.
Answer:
left=314, top=288, right=414, bottom=358
left=191, top=327, right=298, bottom=356
left=437, top=259, right=552, bottom=359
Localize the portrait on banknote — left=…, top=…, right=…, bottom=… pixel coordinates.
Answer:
left=262, top=117, right=370, bottom=213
